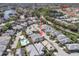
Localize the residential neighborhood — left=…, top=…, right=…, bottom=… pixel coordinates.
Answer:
left=0, top=3, right=79, bottom=56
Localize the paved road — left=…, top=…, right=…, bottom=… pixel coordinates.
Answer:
left=44, top=34, right=69, bottom=56
left=35, top=23, right=68, bottom=56
left=42, top=15, right=79, bottom=56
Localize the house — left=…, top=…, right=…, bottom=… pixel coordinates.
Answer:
left=27, top=20, right=33, bottom=25
left=3, top=9, right=16, bottom=20
left=12, top=25, right=23, bottom=31
left=50, top=31, right=61, bottom=38
left=17, top=20, right=26, bottom=24
left=32, top=19, right=38, bottom=23
left=42, top=40, right=55, bottom=51
left=49, top=10, right=64, bottom=18
left=0, top=35, right=11, bottom=56
left=53, top=31, right=61, bottom=36
left=26, top=24, right=37, bottom=32
left=20, top=15, right=25, bottom=20
left=5, top=29, right=15, bottom=36
left=0, top=35, right=11, bottom=46
left=26, top=30, right=33, bottom=35
left=7, top=49, right=13, bottom=56
left=0, top=45, right=6, bottom=56
left=65, top=44, right=79, bottom=52
left=26, top=44, right=39, bottom=56
left=42, top=24, right=53, bottom=33
left=34, top=43, right=44, bottom=55
left=30, top=17, right=40, bottom=22
left=20, top=22, right=27, bottom=27
left=56, top=34, right=71, bottom=44
left=2, top=33, right=10, bottom=36
left=32, top=24, right=39, bottom=29
left=29, top=33, right=44, bottom=43
left=28, top=17, right=38, bottom=21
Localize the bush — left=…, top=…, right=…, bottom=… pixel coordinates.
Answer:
left=3, top=22, right=12, bottom=32
left=8, top=16, right=17, bottom=21
left=63, top=32, right=77, bottom=43
left=5, top=22, right=11, bottom=27
left=3, top=26, right=8, bottom=32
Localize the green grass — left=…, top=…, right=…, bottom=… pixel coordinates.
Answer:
left=62, top=31, right=78, bottom=43
left=3, top=22, right=12, bottom=32
left=24, top=47, right=28, bottom=56
left=16, top=41, right=21, bottom=49
left=44, top=16, right=78, bottom=43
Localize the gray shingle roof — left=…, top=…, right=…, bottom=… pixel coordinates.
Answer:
left=12, top=25, right=23, bottom=30
left=57, top=34, right=71, bottom=44
left=6, top=30, right=15, bottom=36
left=34, top=43, right=44, bottom=55
left=66, top=44, right=79, bottom=51
left=26, top=44, right=39, bottom=56
left=42, top=24, right=53, bottom=33
left=0, top=45, right=6, bottom=56
left=42, top=40, right=55, bottom=50
left=20, top=22, right=27, bottom=27
left=0, top=36, right=11, bottom=56
left=27, top=20, right=33, bottom=25
left=29, top=33, right=43, bottom=42
left=53, top=31, right=61, bottom=36
left=2, top=33, right=10, bottom=36
left=3, top=9, right=16, bottom=20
